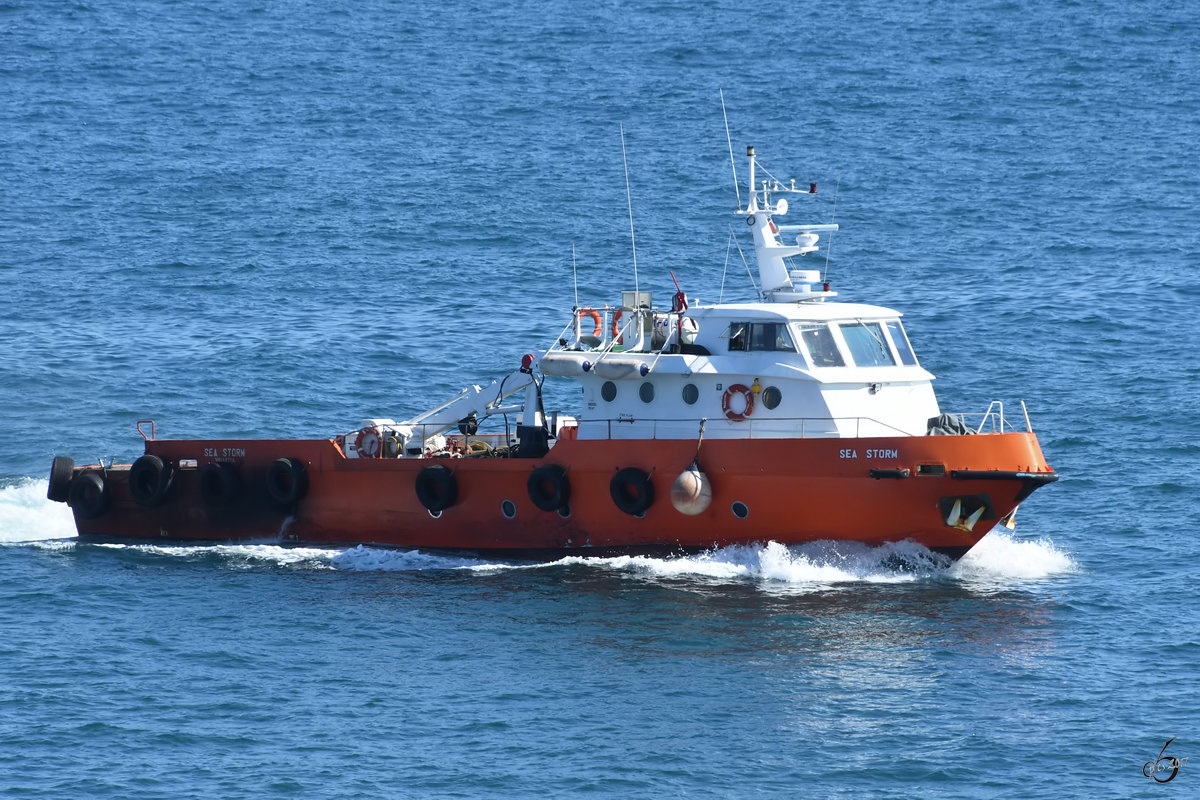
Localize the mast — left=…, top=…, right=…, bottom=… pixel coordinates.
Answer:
left=739, top=146, right=839, bottom=303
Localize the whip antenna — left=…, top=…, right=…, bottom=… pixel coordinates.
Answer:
left=620, top=124, right=639, bottom=298
left=728, top=225, right=759, bottom=300
left=720, top=89, right=741, bottom=210
left=720, top=229, right=733, bottom=303
left=822, top=177, right=841, bottom=283
left=571, top=243, right=580, bottom=310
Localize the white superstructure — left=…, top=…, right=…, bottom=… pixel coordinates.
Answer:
left=348, top=145, right=950, bottom=455
left=538, top=145, right=940, bottom=441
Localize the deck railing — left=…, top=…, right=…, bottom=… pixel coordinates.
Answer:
left=410, top=407, right=1026, bottom=445
left=348, top=402, right=1031, bottom=458
left=948, top=401, right=1025, bottom=435
left=572, top=415, right=916, bottom=441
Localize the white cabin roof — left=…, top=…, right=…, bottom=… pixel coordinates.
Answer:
left=691, top=301, right=902, bottom=322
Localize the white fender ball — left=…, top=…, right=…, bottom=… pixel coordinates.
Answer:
left=670, top=465, right=712, bottom=516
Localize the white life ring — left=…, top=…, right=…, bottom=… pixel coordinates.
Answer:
left=355, top=427, right=381, bottom=458
left=722, top=384, right=754, bottom=421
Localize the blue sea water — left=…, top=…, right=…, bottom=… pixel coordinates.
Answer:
left=1, top=0, right=1197, bottom=796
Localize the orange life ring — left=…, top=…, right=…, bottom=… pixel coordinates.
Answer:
left=578, top=307, right=602, bottom=338
left=355, top=427, right=381, bottom=458
left=722, top=384, right=754, bottom=421
left=611, top=309, right=624, bottom=343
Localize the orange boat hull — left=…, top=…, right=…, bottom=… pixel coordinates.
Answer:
left=63, top=432, right=1056, bottom=560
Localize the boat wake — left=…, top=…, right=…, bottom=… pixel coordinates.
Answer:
left=3, top=479, right=1074, bottom=588
left=949, top=529, right=1077, bottom=587
left=521, top=534, right=1075, bottom=591
left=0, top=478, right=77, bottom=544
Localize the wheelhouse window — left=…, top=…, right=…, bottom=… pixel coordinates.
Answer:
left=726, top=322, right=749, bottom=351
left=885, top=320, right=918, bottom=366
left=751, top=322, right=795, bottom=352
left=796, top=323, right=845, bottom=367
left=725, top=322, right=796, bottom=352
left=840, top=321, right=896, bottom=367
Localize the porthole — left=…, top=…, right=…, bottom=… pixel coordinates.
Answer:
left=557, top=505, right=571, bottom=519
left=428, top=509, right=442, bottom=519
left=731, top=501, right=749, bottom=519
left=639, top=381, right=655, bottom=403
left=601, top=381, right=617, bottom=402
left=762, top=386, right=782, bottom=410
left=682, top=383, right=699, bottom=405
left=501, top=499, right=517, bottom=519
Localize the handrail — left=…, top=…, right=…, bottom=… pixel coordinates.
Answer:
left=343, top=402, right=1027, bottom=460
left=349, top=401, right=1031, bottom=458
left=943, top=404, right=1025, bottom=434
left=555, top=305, right=675, bottom=361
left=592, top=308, right=644, bottom=362
left=574, top=413, right=918, bottom=441
left=977, top=401, right=1004, bottom=434
left=940, top=407, right=1027, bottom=431
left=556, top=317, right=578, bottom=348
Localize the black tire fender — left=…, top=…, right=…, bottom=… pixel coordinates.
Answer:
left=199, top=462, right=241, bottom=507
left=129, top=455, right=175, bottom=507
left=69, top=470, right=110, bottom=519
left=610, top=467, right=655, bottom=516
left=48, top=456, right=74, bottom=503
left=415, top=465, right=457, bottom=513
left=527, top=465, right=570, bottom=512
left=266, top=457, right=308, bottom=506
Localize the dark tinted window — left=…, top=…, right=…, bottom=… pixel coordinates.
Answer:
left=750, top=322, right=796, bottom=352
left=727, top=323, right=748, bottom=352
left=728, top=322, right=795, bottom=352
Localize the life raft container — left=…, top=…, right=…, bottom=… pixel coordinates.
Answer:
left=610, top=467, right=654, bottom=516
left=527, top=465, right=570, bottom=512
left=722, top=384, right=754, bottom=421
left=415, top=465, right=457, bottom=512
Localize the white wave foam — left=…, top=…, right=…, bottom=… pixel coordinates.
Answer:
left=0, top=484, right=1075, bottom=590
left=108, top=536, right=1071, bottom=590
left=546, top=540, right=950, bottom=592
left=83, top=542, right=524, bottom=572
left=93, top=542, right=341, bottom=569
left=487, top=535, right=1073, bottom=592
left=319, top=540, right=947, bottom=586
left=329, top=544, right=498, bottom=571
left=949, top=530, right=1076, bottom=585
left=0, top=479, right=76, bottom=543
